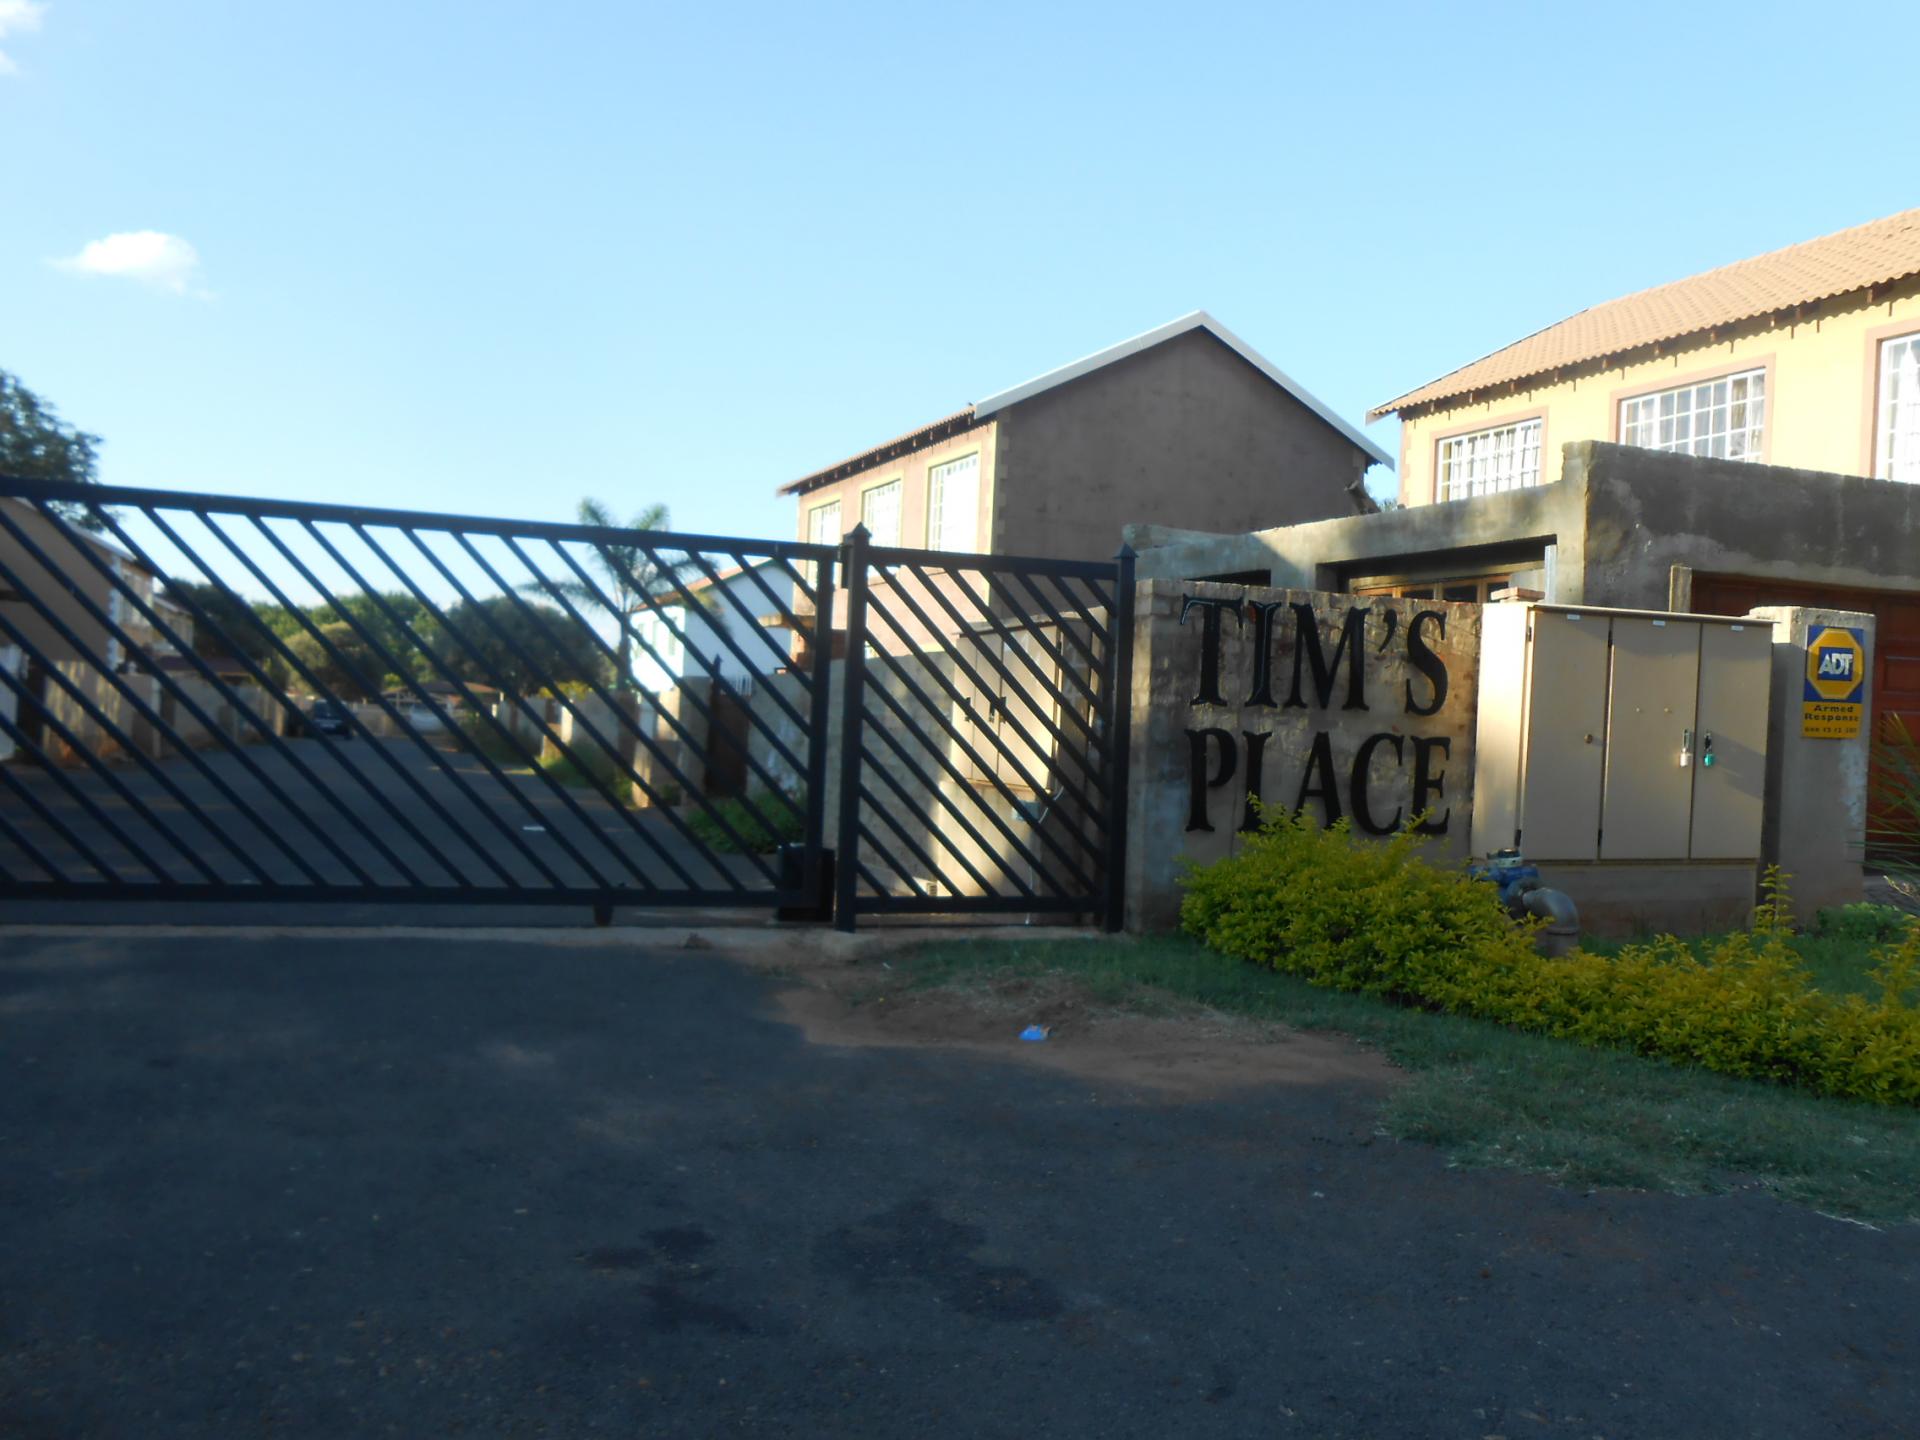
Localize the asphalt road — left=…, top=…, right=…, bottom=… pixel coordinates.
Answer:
left=0, top=735, right=767, bottom=920
left=1, top=931, right=1914, bottom=1438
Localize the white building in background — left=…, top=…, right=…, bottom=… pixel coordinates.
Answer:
left=630, top=557, right=797, bottom=695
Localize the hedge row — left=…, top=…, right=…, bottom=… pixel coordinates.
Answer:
left=1180, top=811, right=1920, bottom=1106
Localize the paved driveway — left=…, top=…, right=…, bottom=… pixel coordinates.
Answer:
left=1, top=932, right=1914, bottom=1438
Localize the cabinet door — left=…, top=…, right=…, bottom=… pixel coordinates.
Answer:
left=1519, top=610, right=1610, bottom=860
left=1690, top=622, right=1772, bottom=859
left=1601, top=618, right=1699, bottom=860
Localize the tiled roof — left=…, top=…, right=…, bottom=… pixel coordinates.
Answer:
left=1372, top=207, right=1920, bottom=418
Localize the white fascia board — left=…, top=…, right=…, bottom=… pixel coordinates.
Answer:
left=971, top=310, right=1394, bottom=470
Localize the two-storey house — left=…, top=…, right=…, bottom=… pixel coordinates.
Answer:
left=779, top=311, right=1390, bottom=568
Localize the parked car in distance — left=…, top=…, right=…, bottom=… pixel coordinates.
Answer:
left=309, top=699, right=353, bottom=737
left=405, top=703, right=445, bottom=732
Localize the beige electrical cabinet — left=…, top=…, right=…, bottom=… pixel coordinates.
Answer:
left=1471, top=604, right=1773, bottom=863
left=958, top=620, right=1097, bottom=794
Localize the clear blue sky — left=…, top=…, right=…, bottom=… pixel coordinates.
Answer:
left=3, top=0, right=1915, bottom=544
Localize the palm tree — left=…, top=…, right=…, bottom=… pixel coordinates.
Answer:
left=523, top=498, right=685, bottom=692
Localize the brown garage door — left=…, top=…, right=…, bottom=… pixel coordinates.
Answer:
left=1691, top=574, right=1920, bottom=861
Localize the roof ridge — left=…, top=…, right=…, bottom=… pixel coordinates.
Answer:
left=1591, top=205, right=1920, bottom=310
left=779, top=312, right=1393, bottom=496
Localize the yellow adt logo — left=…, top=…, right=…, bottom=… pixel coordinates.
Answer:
left=1805, top=627, right=1866, bottom=702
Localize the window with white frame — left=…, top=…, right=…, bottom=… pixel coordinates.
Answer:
left=803, top=499, right=841, bottom=590
left=1436, top=419, right=1543, bottom=500
left=861, top=479, right=903, bottom=546
left=1876, top=333, right=1920, bottom=484
left=926, top=453, right=979, bottom=551
left=807, top=499, right=842, bottom=548
left=1619, top=368, right=1766, bottom=461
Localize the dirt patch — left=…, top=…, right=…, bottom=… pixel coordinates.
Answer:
left=773, top=969, right=1399, bottom=1101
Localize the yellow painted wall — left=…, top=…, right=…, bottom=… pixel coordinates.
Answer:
left=1398, top=286, right=1920, bottom=506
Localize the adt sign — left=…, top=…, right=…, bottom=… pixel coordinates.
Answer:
left=1802, top=625, right=1867, bottom=739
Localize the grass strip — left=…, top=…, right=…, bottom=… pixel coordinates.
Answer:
left=898, top=933, right=1920, bottom=1225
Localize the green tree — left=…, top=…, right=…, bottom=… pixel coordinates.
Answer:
left=165, top=581, right=290, bottom=670
left=520, top=498, right=686, bottom=692
left=285, top=620, right=388, bottom=700
left=310, top=592, right=436, bottom=687
left=437, top=595, right=609, bottom=695
left=0, top=369, right=104, bottom=528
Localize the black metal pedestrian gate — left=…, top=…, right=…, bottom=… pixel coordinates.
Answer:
left=0, top=478, right=1132, bottom=928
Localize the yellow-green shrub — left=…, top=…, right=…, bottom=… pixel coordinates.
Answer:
left=1180, top=811, right=1920, bottom=1106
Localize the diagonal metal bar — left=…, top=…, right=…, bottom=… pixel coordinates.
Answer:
left=639, top=544, right=813, bottom=735
left=453, top=532, right=789, bottom=882
left=37, top=502, right=384, bottom=888
left=211, top=513, right=538, bottom=887
left=851, top=856, right=906, bottom=901
left=847, top=559, right=1095, bottom=895
left=1046, top=571, right=1114, bottom=647
left=852, top=815, right=931, bottom=899
left=0, top=550, right=280, bottom=885
left=0, top=510, right=327, bottom=884
left=669, top=546, right=816, bottom=695
left=856, top=772, right=960, bottom=890
left=960, top=566, right=1108, bottom=728
left=854, top=673, right=1039, bottom=896
left=887, top=560, right=1105, bottom=783
left=0, top=782, right=76, bottom=882
left=856, top=769, right=997, bottom=898
left=0, top=737, right=125, bottom=882
left=851, top=668, right=1056, bottom=898
left=351, top=524, right=690, bottom=890
left=0, top=649, right=205, bottom=879
left=1005, top=569, right=1111, bottom=689
left=856, top=661, right=1086, bottom=898
left=0, top=685, right=178, bottom=883
left=145, top=506, right=496, bottom=888
left=866, top=568, right=1109, bottom=831
left=780, top=543, right=820, bottom=612
left=95, top=507, right=428, bottom=887
left=241, top=513, right=576, bottom=887
left=291, top=518, right=616, bottom=891
left=675, top=548, right=813, bottom=696
left=976, top=568, right=1107, bottom=714
left=727, top=555, right=819, bottom=683
left=518, top=535, right=814, bottom=808
left=859, top=582, right=1105, bottom=882
left=365, top=523, right=735, bottom=892
left=460, top=531, right=796, bottom=875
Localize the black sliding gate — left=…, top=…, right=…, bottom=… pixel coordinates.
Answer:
left=0, top=478, right=1131, bottom=928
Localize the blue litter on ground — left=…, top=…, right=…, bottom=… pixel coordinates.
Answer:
left=1020, top=1025, right=1049, bottom=1042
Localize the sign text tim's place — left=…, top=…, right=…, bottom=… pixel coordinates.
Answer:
left=1179, top=594, right=1455, bottom=835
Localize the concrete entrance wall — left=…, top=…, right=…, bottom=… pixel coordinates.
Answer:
left=1123, top=581, right=1482, bottom=931
left=1126, top=441, right=1920, bottom=611
left=1116, top=585, right=1873, bottom=935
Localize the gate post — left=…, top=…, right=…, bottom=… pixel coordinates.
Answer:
left=802, top=547, right=839, bottom=917
left=1100, top=543, right=1136, bottom=932
left=833, top=525, right=871, bottom=933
